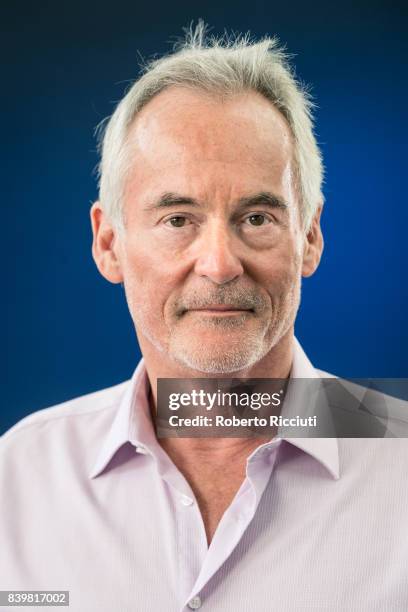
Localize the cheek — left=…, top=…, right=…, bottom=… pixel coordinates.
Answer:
left=254, top=237, right=303, bottom=296
left=120, top=244, right=183, bottom=321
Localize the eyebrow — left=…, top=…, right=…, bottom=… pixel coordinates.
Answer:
left=143, top=191, right=289, bottom=212
left=237, top=192, right=288, bottom=211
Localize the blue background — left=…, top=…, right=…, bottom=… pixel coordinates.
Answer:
left=2, top=0, right=407, bottom=434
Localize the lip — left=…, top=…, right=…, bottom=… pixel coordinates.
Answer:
left=187, top=306, right=253, bottom=314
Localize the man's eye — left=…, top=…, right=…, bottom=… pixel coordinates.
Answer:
left=244, top=214, right=271, bottom=227
left=166, top=216, right=189, bottom=228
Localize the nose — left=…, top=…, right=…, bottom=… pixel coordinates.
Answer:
left=193, top=221, right=244, bottom=285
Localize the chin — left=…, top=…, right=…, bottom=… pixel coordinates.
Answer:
left=169, top=340, right=270, bottom=375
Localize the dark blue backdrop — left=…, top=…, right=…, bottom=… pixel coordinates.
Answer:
left=2, top=0, right=407, bottom=433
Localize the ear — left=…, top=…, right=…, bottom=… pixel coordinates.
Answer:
left=90, top=202, right=124, bottom=284
left=302, top=204, right=324, bottom=278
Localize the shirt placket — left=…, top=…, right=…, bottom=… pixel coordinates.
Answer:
left=180, top=439, right=281, bottom=610
left=150, top=447, right=209, bottom=608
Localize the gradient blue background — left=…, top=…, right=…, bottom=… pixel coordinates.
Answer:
left=2, top=0, right=407, bottom=433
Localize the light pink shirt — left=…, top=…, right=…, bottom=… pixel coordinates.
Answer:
left=1, top=339, right=408, bottom=611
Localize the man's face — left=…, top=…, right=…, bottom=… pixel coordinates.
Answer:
left=94, top=87, right=322, bottom=374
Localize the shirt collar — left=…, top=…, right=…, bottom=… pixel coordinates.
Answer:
left=283, top=337, right=340, bottom=480
left=89, top=359, right=155, bottom=478
left=90, top=337, right=340, bottom=480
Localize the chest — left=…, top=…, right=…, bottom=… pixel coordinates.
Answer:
left=4, top=452, right=408, bottom=612
left=192, top=471, right=246, bottom=543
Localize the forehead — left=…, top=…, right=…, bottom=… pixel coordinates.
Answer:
left=123, top=86, right=295, bottom=201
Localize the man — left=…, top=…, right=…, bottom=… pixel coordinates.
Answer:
left=1, top=24, right=407, bottom=611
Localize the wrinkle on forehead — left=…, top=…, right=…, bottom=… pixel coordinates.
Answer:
left=125, top=87, right=294, bottom=172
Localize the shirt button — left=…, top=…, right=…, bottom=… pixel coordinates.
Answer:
left=180, top=495, right=194, bottom=506
left=188, top=596, right=202, bottom=609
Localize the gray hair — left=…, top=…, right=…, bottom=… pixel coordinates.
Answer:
left=97, top=22, right=324, bottom=232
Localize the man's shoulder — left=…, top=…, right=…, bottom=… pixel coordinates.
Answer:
left=315, top=368, right=336, bottom=378
left=314, top=370, right=408, bottom=437
left=0, top=379, right=130, bottom=447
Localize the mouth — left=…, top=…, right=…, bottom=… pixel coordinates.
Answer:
left=186, top=305, right=254, bottom=316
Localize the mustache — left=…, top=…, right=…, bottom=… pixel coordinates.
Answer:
left=174, top=286, right=267, bottom=315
